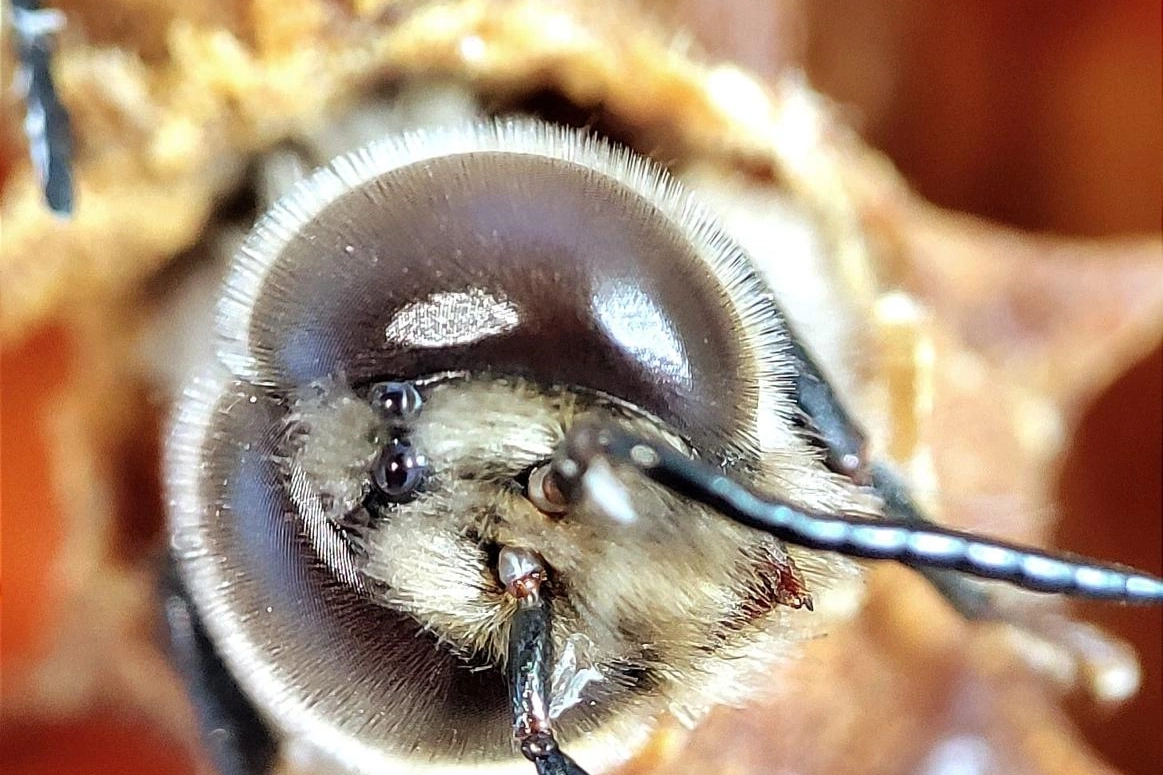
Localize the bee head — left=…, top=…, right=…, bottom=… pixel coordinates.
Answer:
left=168, top=120, right=861, bottom=773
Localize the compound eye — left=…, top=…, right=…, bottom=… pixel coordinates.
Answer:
left=368, top=381, right=423, bottom=421
left=372, top=437, right=428, bottom=502
left=216, top=122, right=774, bottom=458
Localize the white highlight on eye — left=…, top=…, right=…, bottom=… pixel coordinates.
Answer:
left=592, top=283, right=692, bottom=389
left=384, top=287, right=520, bottom=348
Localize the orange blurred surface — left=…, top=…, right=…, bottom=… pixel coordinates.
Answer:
left=1, top=326, right=71, bottom=669
left=0, top=715, right=194, bottom=775
left=0, top=326, right=198, bottom=774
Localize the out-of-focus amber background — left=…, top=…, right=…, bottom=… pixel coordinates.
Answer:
left=2, top=2, right=1160, bottom=774
left=806, top=5, right=1163, bottom=771
left=829, top=5, right=1162, bottom=771
left=682, top=1, right=1162, bottom=769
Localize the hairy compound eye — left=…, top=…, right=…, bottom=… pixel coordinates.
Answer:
left=216, top=122, right=783, bottom=461
left=371, top=437, right=428, bottom=502
left=367, top=380, right=423, bottom=421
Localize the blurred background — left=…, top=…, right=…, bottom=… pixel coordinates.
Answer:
left=2, top=1, right=1160, bottom=773
left=678, top=2, right=1162, bottom=767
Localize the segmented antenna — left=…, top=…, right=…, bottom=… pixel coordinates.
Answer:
left=9, top=0, right=74, bottom=215
left=554, top=422, right=1163, bottom=603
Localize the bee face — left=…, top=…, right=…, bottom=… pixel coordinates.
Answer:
left=165, top=117, right=1163, bottom=775
left=167, top=120, right=870, bottom=773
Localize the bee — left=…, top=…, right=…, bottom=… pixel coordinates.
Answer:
left=159, top=118, right=1163, bottom=775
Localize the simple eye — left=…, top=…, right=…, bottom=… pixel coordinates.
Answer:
left=371, top=437, right=428, bottom=502
left=367, top=381, right=423, bottom=421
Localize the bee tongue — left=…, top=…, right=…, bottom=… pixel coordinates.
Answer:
left=500, top=546, right=590, bottom=775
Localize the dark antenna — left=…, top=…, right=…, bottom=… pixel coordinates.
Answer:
left=499, top=547, right=590, bottom=775
left=554, top=421, right=1163, bottom=604
left=10, top=0, right=74, bottom=216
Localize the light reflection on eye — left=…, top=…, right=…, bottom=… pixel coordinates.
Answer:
left=592, top=282, right=693, bottom=391
left=384, top=287, right=520, bottom=348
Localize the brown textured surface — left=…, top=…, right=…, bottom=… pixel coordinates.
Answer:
left=1, top=2, right=1160, bottom=775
